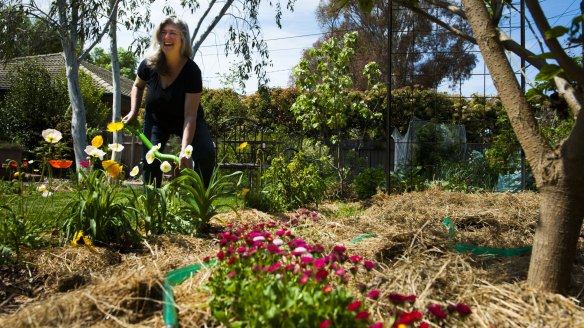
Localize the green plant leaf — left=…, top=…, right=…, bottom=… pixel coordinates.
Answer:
left=544, top=26, right=569, bottom=39
left=535, top=64, right=563, bottom=81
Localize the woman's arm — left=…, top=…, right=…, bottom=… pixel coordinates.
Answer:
left=122, top=76, right=146, bottom=124
left=179, top=92, right=201, bottom=169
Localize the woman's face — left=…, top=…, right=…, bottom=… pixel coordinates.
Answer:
left=160, top=22, right=182, bottom=56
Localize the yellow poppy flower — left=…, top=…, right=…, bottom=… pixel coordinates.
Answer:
left=238, top=142, right=248, bottom=151
left=241, top=188, right=250, bottom=198
left=91, top=135, right=104, bottom=148
left=107, top=121, right=124, bottom=132
left=102, top=160, right=123, bottom=178
left=72, top=230, right=84, bottom=247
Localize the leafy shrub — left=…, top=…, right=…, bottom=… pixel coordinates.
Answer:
left=63, top=169, right=141, bottom=248
left=433, top=150, right=498, bottom=192
left=389, top=166, right=426, bottom=193
left=167, top=168, right=242, bottom=234
left=353, top=167, right=385, bottom=199
left=260, top=152, right=328, bottom=212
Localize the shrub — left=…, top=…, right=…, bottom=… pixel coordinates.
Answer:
left=353, top=167, right=385, bottom=199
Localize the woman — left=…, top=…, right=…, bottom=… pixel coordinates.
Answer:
left=123, top=16, right=215, bottom=187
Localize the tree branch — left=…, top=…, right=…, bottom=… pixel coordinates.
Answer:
left=192, top=0, right=235, bottom=56
left=191, top=0, right=217, bottom=50
left=79, top=0, right=122, bottom=61
left=525, top=0, right=584, bottom=88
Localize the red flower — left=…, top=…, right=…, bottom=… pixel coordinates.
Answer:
left=455, top=303, right=472, bottom=316
left=227, top=271, right=237, bottom=278
left=264, top=262, right=282, bottom=272
left=227, top=256, right=236, bottom=265
left=332, top=245, right=346, bottom=253
left=349, top=255, right=363, bottom=263
left=315, top=269, right=328, bottom=281
left=369, top=323, right=383, bottom=328
left=367, top=289, right=381, bottom=300
left=388, top=293, right=416, bottom=304
left=80, top=160, right=89, bottom=168
left=347, top=301, right=361, bottom=312
left=427, top=304, right=447, bottom=319
left=418, top=322, right=430, bottom=328
left=313, top=258, right=327, bottom=269
left=49, top=159, right=73, bottom=169
left=363, top=260, right=376, bottom=271
left=298, top=275, right=310, bottom=285
left=217, top=250, right=225, bottom=260
left=322, top=285, right=333, bottom=294
left=355, top=311, right=369, bottom=321
left=395, top=310, right=423, bottom=325
left=320, top=320, right=332, bottom=328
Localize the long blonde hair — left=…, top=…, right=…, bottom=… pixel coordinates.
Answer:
left=146, top=16, right=193, bottom=75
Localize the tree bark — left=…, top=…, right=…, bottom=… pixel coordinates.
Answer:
left=63, top=51, right=88, bottom=173
left=109, top=0, right=122, bottom=163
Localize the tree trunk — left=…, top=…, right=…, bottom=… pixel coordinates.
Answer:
left=528, top=182, right=584, bottom=293
left=461, top=0, right=584, bottom=293
left=109, top=0, right=122, bottom=163
left=62, top=51, right=89, bottom=174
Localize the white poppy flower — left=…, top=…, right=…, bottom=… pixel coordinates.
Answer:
left=182, top=145, right=193, bottom=159
left=160, top=161, right=172, bottom=173
left=41, top=129, right=62, bottom=143
left=42, top=190, right=53, bottom=197
left=146, top=149, right=156, bottom=164
left=37, top=184, right=47, bottom=192
left=130, top=166, right=140, bottom=177
left=108, top=143, right=125, bottom=152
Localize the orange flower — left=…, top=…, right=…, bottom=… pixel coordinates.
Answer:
left=102, top=160, right=123, bottom=178
left=49, top=159, right=73, bottom=169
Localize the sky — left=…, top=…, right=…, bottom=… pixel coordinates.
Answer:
left=100, top=0, right=323, bottom=94
left=101, top=0, right=579, bottom=96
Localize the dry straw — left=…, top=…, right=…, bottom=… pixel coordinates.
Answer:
left=1, top=190, right=583, bottom=327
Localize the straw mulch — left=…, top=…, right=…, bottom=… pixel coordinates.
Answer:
left=1, top=190, right=583, bottom=327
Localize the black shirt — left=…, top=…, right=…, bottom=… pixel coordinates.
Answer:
left=138, top=58, right=205, bottom=132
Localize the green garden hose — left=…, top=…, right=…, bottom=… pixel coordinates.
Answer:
left=442, top=217, right=532, bottom=256
left=125, top=126, right=180, bottom=164
left=163, top=260, right=217, bottom=328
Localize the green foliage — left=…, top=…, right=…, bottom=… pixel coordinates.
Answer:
left=242, top=86, right=301, bottom=134
left=63, top=169, right=141, bottom=248
left=0, top=60, right=69, bottom=148
left=292, top=31, right=382, bottom=143
left=0, top=11, right=61, bottom=61
left=87, top=47, right=138, bottom=80
left=353, top=167, right=385, bottom=199
left=389, top=166, right=426, bottom=193
left=201, top=88, right=244, bottom=133
left=433, top=150, right=498, bottom=192
left=167, top=168, right=242, bottom=234
left=261, top=152, right=328, bottom=212
left=129, top=184, right=175, bottom=236
left=411, top=122, right=462, bottom=179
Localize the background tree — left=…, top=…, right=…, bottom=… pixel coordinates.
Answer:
left=0, top=9, right=61, bottom=61
left=309, top=0, right=477, bottom=90
left=87, top=47, right=138, bottom=80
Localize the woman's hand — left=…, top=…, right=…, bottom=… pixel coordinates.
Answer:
left=179, top=156, right=193, bottom=171
left=122, top=110, right=137, bottom=124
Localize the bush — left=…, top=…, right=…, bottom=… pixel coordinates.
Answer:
left=260, top=152, right=328, bottom=212
left=353, top=167, right=385, bottom=199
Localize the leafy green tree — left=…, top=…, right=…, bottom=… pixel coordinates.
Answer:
left=87, top=47, right=138, bottom=80
left=292, top=31, right=382, bottom=194
left=312, top=0, right=477, bottom=89
left=0, top=10, right=61, bottom=60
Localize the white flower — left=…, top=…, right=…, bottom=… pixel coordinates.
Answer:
left=253, top=236, right=266, bottom=242
left=28, top=160, right=34, bottom=164
left=108, top=143, right=125, bottom=152
left=85, top=146, right=106, bottom=160
left=37, top=184, right=47, bottom=192
left=41, top=129, right=62, bottom=143
left=130, top=166, right=140, bottom=177
left=160, top=161, right=172, bottom=173
left=42, top=190, right=53, bottom=197
left=272, top=238, right=284, bottom=246
left=182, top=145, right=193, bottom=159
left=292, top=247, right=307, bottom=255
left=146, top=149, right=156, bottom=164
left=152, top=143, right=161, bottom=151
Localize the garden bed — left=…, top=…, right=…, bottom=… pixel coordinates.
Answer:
left=1, top=190, right=583, bottom=327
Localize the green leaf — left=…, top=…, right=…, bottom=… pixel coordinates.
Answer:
left=357, top=0, right=374, bottom=13
left=535, top=64, right=563, bottom=81
left=544, top=26, right=569, bottom=40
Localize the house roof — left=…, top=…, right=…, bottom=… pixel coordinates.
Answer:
left=0, top=53, right=133, bottom=97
